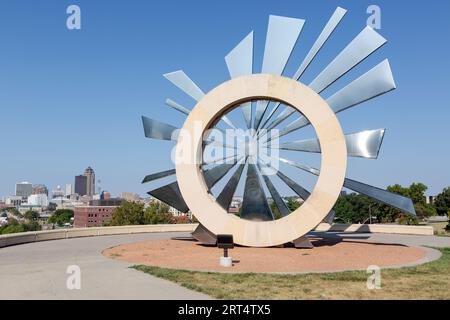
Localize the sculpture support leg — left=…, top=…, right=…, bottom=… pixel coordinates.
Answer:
left=293, top=236, right=314, bottom=249
left=192, top=224, right=217, bottom=246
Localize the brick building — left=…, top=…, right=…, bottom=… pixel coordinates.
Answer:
left=73, top=198, right=123, bottom=228
left=74, top=206, right=116, bottom=228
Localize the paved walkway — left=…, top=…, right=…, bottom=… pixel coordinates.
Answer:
left=1, top=231, right=449, bottom=299
left=0, top=232, right=211, bottom=300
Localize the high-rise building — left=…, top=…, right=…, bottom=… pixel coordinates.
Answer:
left=65, top=184, right=73, bottom=196
left=15, top=182, right=33, bottom=199
left=32, top=184, right=49, bottom=196
left=75, top=175, right=87, bottom=196
left=84, top=167, right=95, bottom=197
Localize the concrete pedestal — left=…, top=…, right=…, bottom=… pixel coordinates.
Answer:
left=220, top=257, right=233, bottom=267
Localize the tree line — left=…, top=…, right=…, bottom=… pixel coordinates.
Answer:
left=334, top=183, right=450, bottom=225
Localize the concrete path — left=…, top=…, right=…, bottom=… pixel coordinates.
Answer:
left=1, top=231, right=449, bottom=299
left=0, top=232, right=211, bottom=300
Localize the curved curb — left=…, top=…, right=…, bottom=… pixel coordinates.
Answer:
left=0, top=224, right=197, bottom=248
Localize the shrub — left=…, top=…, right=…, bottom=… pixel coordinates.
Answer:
left=398, top=215, right=419, bottom=226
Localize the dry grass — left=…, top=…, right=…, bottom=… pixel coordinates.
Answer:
left=133, top=248, right=450, bottom=300
left=425, top=222, right=450, bottom=237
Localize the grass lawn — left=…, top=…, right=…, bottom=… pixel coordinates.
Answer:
left=133, top=248, right=450, bottom=300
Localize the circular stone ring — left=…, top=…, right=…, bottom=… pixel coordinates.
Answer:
left=176, top=74, right=347, bottom=247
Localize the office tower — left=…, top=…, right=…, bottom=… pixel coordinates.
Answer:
left=66, top=184, right=73, bottom=196
left=84, top=167, right=95, bottom=197
left=15, top=182, right=33, bottom=199
left=75, top=175, right=87, bottom=196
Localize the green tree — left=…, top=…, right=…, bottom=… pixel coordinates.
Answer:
left=0, top=218, right=41, bottom=235
left=110, top=201, right=146, bottom=226
left=334, top=193, right=378, bottom=224
left=24, top=210, right=39, bottom=221
left=408, top=183, right=428, bottom=205
left=434, top=187, right=450, bottom=216
left=144, top=202, right=173, bottom=224
left=48, top=209, right=74, bottom=226
left=269, top=201, right=282, bottom=220
left=6, top=208, right=22, bottom=218
left=26, top=221, right=42, bottom=232
left=377, top=183, right=429, bottom=222
left=414, top=203, right=436, bottom=219
left=286, top=198, right=302, bottom=211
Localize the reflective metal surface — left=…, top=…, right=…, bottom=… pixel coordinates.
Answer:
left=142, top=169, right=176, bottom=184
left=163, top=70, right=205, bottom=101
left=277, top=129, right=386, bottom=159
left=276, top=171, right=310, bottom=201
left=275, top=59, right=396, bottom=139
left=142, top=116, right=232, bottom=150
left=241, top=164, right=274, bottom=221
left=165, top=98, right=191, bottom=115
left=192, top=224, right=217, bottom=245
left=279, top=157, right=416, bottom=215
left=344, top=178, right=416, bottom=215
left=216, top=162, right=247, bottom=210
left=149, top=161, right=240, bottom=213
left=142, top=116, right=179, bottom=141
left=225, top=31, right=254, bottom=129
left=293, top=7, right=347, bottom=80
left=203, top=160, right=239, bottom=189
left=263, top=159, right=336, bottom=222
left=345, top=129, right=386, bottom=159
left=203, top=154, right=238, bottom=166
left=279, top=157, right=320, bottom=175
left=257, top=164, right=290, bottom=217
left=266, top=107, right=296, bottom=130
left=253, top=15, right=305, bottom=130
left=164, top=70, right=236, bottom=129
left=309, top=26, right=387, bottom=94
left=327, top=59, right=396, bottom=114
left=148, top=182, right=189, bottom=213
left=260, top=7, right=346, bottom=131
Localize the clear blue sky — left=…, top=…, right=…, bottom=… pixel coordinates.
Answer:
left=0, top=0, right=449, bottom=198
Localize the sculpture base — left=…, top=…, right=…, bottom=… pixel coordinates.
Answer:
left=104, top=237, right=428, bottom=274
left=220, top=257, right=233, bottom=267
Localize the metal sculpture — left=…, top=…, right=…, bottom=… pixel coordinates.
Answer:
left=140, top=7, right=416, bottom=248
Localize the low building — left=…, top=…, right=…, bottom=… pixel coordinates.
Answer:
left=0, top=202, right=14, bottom=210
left=18, top=205, right=43, bottom=214
left=74, top=206, right=116, bottom=228
left=120, top=192, right=141, bottom=202
left=28, top=194, right=49, bottom=207
left=5, top=196, right=23, bottom=207
left=74, top=198, right=123, bottom=228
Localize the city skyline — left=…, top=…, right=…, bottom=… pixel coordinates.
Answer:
left=0, top=0, right=449, bottom=197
